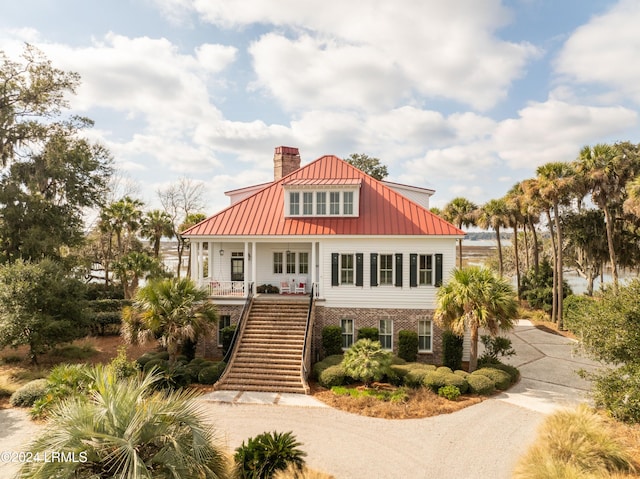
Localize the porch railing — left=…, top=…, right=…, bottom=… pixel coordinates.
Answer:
left=205, top=280, right=252, bottom=297
left=312, top=282, right=320, bottom=298
left=301, top=283, right=316, bottom=382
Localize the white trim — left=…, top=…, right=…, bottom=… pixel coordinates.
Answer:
left=379, top=318, right=393, bottom=350
left=418, top=319, right=433, bottom=353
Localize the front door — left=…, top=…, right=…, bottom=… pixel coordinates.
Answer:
left=231, top=257, right=244, bottom=281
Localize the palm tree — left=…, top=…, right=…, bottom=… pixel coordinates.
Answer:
left=443, top=197, right=478, bottom=268
left=18, top=365, right=231, bottom=479
left=141, top=209, right=174, bottom=258
left=101, top=196, right=145, bottom=255
left=504, top=186, right=526, bottom=298
left=476, top=198, right=508, bottom=277
left=535, top=162, right=575, bottom=328
left=520, top=178, right=545, bottom=276
left=623, top=175, right=640, bottom=217
left=575, top=142, right=640, bottom=290
left=113, top=250, right=159, bottom=299
left=122, top=277, right=218, bottom=363
left=435, top=266, right=518, bottom=371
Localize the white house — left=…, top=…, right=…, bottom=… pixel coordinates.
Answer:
left=182, top=147, right=464, bottom=391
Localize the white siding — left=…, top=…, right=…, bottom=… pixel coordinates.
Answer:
left=318, top=237, right=456, bottom=309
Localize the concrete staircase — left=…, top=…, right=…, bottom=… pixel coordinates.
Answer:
left=216, top=297, right=311, bottom=394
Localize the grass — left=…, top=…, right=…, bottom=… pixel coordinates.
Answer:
left=514, top=404, right=640, bottom=478
left=331, top=385, right=409, bottom=403
left=313, top=383, right=484, bottom=419
left=49, top=344, right=98, bottom=360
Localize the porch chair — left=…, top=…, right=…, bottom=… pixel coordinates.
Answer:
left=295, top=277, right=307, bottom=294
left=280, top=280, right=291, bottom=294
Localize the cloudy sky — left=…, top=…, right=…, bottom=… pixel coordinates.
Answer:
left=2, top=0, right=639, bottom=213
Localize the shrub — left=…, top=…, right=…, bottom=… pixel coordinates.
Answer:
left=198, top=362, right=226, bottom=385
left=467, top=374, right=496, bottom=395
left=436, top=366, right=453, bottom=374
left=513, top=405, right=638, bottom=478
left=357, top=327, right=378, bottom=341
left=342, top=339, right=392, bottom=386
left=312, top=354, right=343, bottom=380
left=221, top=324, right=237, bottom=356
left=31, top=364, right=93, bottom=418
left=50, top=344, right=97, bottom=360
left=235, top=431, right=306, bottom=479
left=473, top=367, right=512, bottom=390
left=1, top=354, right=22, bottom=364
left=441, top=330, right=464, bottom=370
left=590, top=365, right=640, bottom=424
left=423, top=370, right=468, bottom=394
left=438, top=385, right=461, bottom=401
left=318, top=364, right=346, bottom=388
left=153, top=362, right=193, bottom=390
left=397, top=330, right=418, bottom=362
left=479, top=335, right=515, bottom=364
left=109, top=347, right=140, bottom=380
left=143, top=358, right=168, bottom=373
left=136, top=352, right=157, bottom=368
left=487, top=363, right=520, bottom=383
left=562, top=294, right=594, bottom=333
left=403, top=364, right=437, bottom=388
left=9, top=379, right=49, bottom=407
left=321, top=326, right=343, bottom=357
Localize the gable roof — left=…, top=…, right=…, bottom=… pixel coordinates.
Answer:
left=182, top=155, right=464, bottom=237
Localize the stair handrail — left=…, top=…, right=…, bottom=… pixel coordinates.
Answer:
left=222, top=282, right=254, bottom=366
left=301, top=283, right=315, bottom=381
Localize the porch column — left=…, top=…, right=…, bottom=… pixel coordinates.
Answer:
left=207, top=241, right=213, bottom=279
left=244, top=241, right=249, bottom=296
left=190, top=240, right=197, bottom=283
left=317, top=241, right=323, bottom=298
left=251, top=241, right=257, bottom=294
left=198, top=241, right=204, bottom=284
left=311, top=240, right=316, bottom=294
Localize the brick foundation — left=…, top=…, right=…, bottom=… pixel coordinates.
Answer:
left=196, top=304, right=243, bottom=359
left=312, top=306, right=443, bottom=365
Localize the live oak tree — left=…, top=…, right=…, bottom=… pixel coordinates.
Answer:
left=345, top=153, right=389, bottom=180
left=0, top=259, right=89, bottom=364
left=0, top=45, right=112, bottom=263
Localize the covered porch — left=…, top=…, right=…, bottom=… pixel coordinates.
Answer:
left=189, top=239, right=322, bottom=299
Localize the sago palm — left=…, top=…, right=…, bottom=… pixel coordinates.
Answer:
left=435, top=266, right=518, bottom=371
left=18, top=365, right=231, bottom=479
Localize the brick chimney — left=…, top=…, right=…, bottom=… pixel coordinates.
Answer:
left=273, top=146, right=301, bottom=180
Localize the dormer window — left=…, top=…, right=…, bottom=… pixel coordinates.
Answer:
left=283, top=179, right=361, bottom=218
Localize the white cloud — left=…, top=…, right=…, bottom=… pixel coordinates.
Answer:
left=165, top=0, right=540, bottom=111
left=494, top=99, right=637, bottom=169
left=555, top=0, right=640, bottom=105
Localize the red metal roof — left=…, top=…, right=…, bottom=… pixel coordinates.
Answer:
left=182, top=155, right=464, bottom=237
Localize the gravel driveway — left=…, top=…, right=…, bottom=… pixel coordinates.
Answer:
left=0, top=320, right=601, bottom=479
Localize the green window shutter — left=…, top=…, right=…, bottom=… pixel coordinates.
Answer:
left=355, top=253, right=364, bottom=286
left=331, top=253, right=339, bottom=286
left=435, top=254, right=443, bottom=286
left=410, top=254, right=418, bottom=287
left=395, top=253, right=403, bottom=287
left=370, top=253, right=378, bottom=287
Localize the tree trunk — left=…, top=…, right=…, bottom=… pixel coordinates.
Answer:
left=496, top=226, right=503, bottom=277
left=546, top=210, right=557, bottom=324
left=553, top=201, right=564, bottom=329
left=458, top=238, right=463, bottom=269
left=513, top=222, right=521, bottom=300
left=603, top=206, right=618, bottom=291
left=469, top=325, right=478, bottom=372
left=153, top=236, right=161, bottom=258
left=523, top=222, right=530, bottom=271
left=529, top=217, right=540, bottom=276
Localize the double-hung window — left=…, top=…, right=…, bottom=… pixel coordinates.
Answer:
left=379, top=254, right=393, bottom=285
left=273, top=252, right=283, bottom=274
left=330, top=192, right=340, bottom=215
left=379, top=319, right=393, bottom=350
left=286, top=251, right=296, bottom=274
left=298, top=252, right=309, bottom=274
left=341, top=319, right=354, bottom=349
left=418, top=320, right=432, bottom=352
left=218, top=315, right=231, bottom=347
left=419, top=254, right=433, bottom=285
left=316, top=192, right=326, bottom=215
left=289, top=192, right=300, bottom=215
left=343, top=191, right=354, bottom=215
left=303, top=192, right=313, bottom=215
left=341, top=254, right=354, bottom=284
